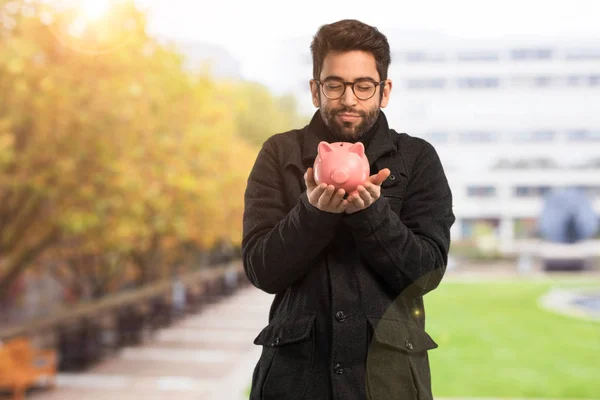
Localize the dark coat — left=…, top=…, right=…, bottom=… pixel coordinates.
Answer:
left=242, top=111, right=455, bottom=400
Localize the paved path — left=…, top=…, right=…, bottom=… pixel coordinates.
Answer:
left=27, top=285, right=274, bottom=400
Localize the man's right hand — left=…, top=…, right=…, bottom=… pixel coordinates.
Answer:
left=304, top=167, right=348, bottom=213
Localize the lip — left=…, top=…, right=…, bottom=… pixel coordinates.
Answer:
left=337, top=113, right=361, bottom=121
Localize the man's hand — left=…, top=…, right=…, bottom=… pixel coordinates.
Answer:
left=304, top=167, right=349, bottom=213
left=345, top=168, right=391, bottom=214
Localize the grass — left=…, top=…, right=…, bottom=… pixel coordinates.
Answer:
left=426, top=278, right=600, bottom=398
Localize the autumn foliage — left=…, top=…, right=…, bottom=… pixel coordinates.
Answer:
left=0, top=0, right=307, bottom=297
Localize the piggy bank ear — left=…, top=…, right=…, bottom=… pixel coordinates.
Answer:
left=318, top=141, right=335, bottom=155
left=348, top=142, right=365, bottom=157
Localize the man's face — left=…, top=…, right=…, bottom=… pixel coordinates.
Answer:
left=310, top=50, right=392, bottom=141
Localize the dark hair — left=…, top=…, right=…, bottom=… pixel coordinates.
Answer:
left=310, top=19, right=391, bottom=81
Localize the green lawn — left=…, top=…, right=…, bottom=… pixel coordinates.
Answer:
left=426, top=278, right=600, bottom=398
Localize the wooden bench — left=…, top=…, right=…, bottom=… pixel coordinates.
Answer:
left=0, top=338, right=57, bottom=400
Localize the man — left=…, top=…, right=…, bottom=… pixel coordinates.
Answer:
left=242, top=19, right=455, bottom=400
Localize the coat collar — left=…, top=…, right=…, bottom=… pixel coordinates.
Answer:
left=301, top=110, right=397, bottom=168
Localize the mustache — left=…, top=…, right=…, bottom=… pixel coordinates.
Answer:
left=331, top=107, right=365, bottom=117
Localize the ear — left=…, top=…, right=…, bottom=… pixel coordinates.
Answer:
left=310, top=79, right=320, bottom=108
left=318, top=141, right=334, bottom=156
left=380, top=79, right=393, bottom=108
left=348, top=142, right=365, bottom=157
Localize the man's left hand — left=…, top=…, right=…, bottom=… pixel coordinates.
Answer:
left=345, top=168, right=391, bottom=214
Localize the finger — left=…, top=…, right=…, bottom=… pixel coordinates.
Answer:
left=308, top=182, right=327, bottom=204
left=356, top=185, right=374, bottom=206
left=304, top=172, right=313, bottom=191
left=370, top=168, right=391, bottom=186
left=346, top=191, right=358, bottom=204
left=326, top=188, right=345, bottom=211
left=305, top=168, right=316, bottom=190
left=350, top=192, right=365, bottom=209
left=336, top=199, right=349, bottom=212
left=329, top=188, right=346, bottom=206
left=318, top=185, right=336, bottom=206
left=363, top=181, right=379, bottom=199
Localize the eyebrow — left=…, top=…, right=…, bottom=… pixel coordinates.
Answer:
left=322, top=75, right=378, bottom=82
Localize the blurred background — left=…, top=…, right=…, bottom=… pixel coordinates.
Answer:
left=0, top=0, right=598, bottom=399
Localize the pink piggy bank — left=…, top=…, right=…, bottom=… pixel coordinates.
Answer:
left=313, top=141, right=370, bottom=196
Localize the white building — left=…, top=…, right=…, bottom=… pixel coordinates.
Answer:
left=275, top=33, right=600, bottom=254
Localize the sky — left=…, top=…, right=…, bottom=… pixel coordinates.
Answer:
left=131, top=0, right=600, bottom=87
left=135, top=0, right=600, bottom=43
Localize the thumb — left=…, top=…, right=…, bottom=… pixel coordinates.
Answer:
left=371, top=168, right=391, bottom=186
left=305, top=167, right=316, bottom=190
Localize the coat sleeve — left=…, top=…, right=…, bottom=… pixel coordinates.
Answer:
left=241, top=138, right=343, bottom=294
left=341, top=141, right=455, bottom=298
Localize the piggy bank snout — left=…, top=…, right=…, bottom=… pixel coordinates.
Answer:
left=331, top=169, right=349, bottom=184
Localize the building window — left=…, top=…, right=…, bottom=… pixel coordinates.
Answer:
left=513, top=130, right=556, bottom=142
left=567, top=75, right=600, bottom=87
left=567, top=75, right=584, bottom=87
left=512, top=75, right=563, bottom=88
left=403, top=51, right=446, bottom=63
left=535, top=76, right=553, bottom=87
left=457, top=51, right=500, bottom=62
left=565, top=48, right=600, bottom=60
left=511, top=76, right=537, bottom=88
left=459, top=131, right=499, bottom=143
left=569, top=185, right=600, bottom=198
left=492, top=158, right=558, bottom=169
left=405, top=78, right=446, bottom=89
left=425, top=131, right=449, bottom=143
left=566, top=130, right=600, bottom=142
left=514, top=186, right=552, bottom=197
left=511, top=48, right=554, bottom=60
left=467, top=186, right=497, bottom=198
left=576, top=158, right=600, bottom=169
left=457, top=77, right=500, bottom=89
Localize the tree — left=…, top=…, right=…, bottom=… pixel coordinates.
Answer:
left=0, top=0, right=304, bottom=297
left=224, top=81, right=310, bottom=147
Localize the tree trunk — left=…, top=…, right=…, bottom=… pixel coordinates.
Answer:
left=0, top=228, right=59, bottom=298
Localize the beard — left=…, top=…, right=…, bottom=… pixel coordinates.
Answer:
left=319, top=103, right=380, bottom=141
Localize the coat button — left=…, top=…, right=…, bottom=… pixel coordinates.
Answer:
left=335, top=311, right=347, bottom=322
left=272, top=337, right=280, bottom=346
left=334, top=362, right=344, bottom=375
left=405, top=340, right=413, bottom=351
left=389, top=174, right=396, bottom=181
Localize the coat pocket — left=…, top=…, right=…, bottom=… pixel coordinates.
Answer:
left=366, top=316, right=438, bottom=400
left=252, top=313, right=316, bottom=400
left=382, top=177, right=406, bottom=216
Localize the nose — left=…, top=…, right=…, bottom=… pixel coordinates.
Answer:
left=331, top=169, right=349, bottom=184
left=340, top=84, right=358, bottom=107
